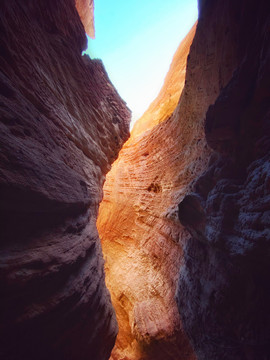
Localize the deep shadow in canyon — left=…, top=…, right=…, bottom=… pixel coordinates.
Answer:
left=0, top=1, right=269, bottom=360
left=0, top=1, right=130, bottom=359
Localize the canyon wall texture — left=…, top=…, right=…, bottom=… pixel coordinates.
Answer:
left=0, top=1, right=130, bottom=359
left=97, top=3, right=246, bottom=357
left=177, top=1, right=270, bottom=359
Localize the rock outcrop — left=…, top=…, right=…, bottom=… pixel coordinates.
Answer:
left=97, top=8, right=244, bottom=357
left=0, top=1, right=130, bottom=360
left=177, top=1, right=270, bottom=359
left=75, top=0, right=95, bottom=38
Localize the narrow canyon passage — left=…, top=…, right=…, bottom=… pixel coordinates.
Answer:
left=0, top=1, right=269, bottom=360
left=97, top=1, right=270, bottom=359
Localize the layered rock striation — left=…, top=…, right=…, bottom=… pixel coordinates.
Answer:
left=97, top=6, right=244, bottom=358
left=0, top=1, right=130, bottom=359
left=177, top=1, right=270, bottom=359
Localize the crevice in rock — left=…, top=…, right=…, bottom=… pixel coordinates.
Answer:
left=97, top=1, right=269, bottom=359
left=97, top=22, right=205, bottom=360
left=1, top=1, right=269, bottom=360
left=0, top=1, right=130, bottom=360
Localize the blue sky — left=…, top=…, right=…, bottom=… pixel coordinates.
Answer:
left=85, top=0, right=198, bottom=127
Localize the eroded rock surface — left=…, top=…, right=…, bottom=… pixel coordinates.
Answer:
left=177, top=1, right=270, bottom=359
left=97, top=10, right=242, bottom=358
left=0, top=1, right=130, bottom=359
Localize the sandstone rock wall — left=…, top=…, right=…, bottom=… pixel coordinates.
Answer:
left=97, top=5, right=244, bottom=357
left=0, top=1, right=130, bottom=359
left=76, top=0, right=95, bottom=38
left=177, top=1, right=270, bottom=359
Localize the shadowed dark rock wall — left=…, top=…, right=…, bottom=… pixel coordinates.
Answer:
left=0, top=1, right=130, bottom=359
left=97, top=0, right=246, bottom=355
left=1, top=0, right=269, bottom=359
left=177, top=1, right=270, bottom=359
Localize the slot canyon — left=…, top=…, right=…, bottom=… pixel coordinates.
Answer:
left=0, top=1, right=269, bottom=360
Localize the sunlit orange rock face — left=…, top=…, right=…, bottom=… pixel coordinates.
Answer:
left=97, top=14, right=241, bottom=358
left=97, top=26, right=198, bottom=360
left=131, top=24, right=197, bottom=140
left=75, top=0, right=95, bottom=38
